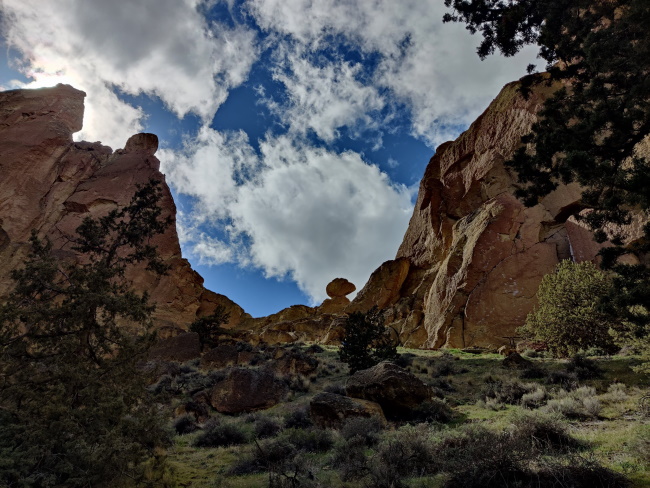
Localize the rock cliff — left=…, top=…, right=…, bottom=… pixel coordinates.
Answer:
left=350, top=77, right=644, bottom=349
left=0, top=84, right=248, bottom=332
left=1, top=82, right=639, bottom=350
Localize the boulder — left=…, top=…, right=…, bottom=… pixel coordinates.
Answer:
left=148, top=332, right=201, bottom=362
left=309, top=392, right=386, bottom=429
left=209, top=368, right=288, bottom=414
left=272, top=350, right=319, bottom=377
left=346, top=362, right=432, bottom=418
left=326, top=278, right=356, bottom=298
left=201, top=343, right=240, bottom=368
left=502, top=352, right=530, bottom=369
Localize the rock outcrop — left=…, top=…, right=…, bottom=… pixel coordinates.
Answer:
left=346, top=361, right=432, bottom=418
left=348, top=77, right=643, bottom=349
left=0, top=84, right=248, bottom=332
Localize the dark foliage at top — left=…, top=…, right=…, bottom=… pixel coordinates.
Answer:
left=0, top=180, right=170, bottom=487
left=338, top=306, right=398, bottom=373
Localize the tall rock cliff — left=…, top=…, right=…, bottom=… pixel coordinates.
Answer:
left=0, top=84, right=248, bottom=332
left=350, top=77, right=640, bottom=349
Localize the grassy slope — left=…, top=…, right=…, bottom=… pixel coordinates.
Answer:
left=159, top=346, right=649, bottom=488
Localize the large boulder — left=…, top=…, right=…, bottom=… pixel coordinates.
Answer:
left=201, top=343, right=240, bottom=369
left=148, top=332, right=201, bottom=362
left=209, top=368, right=288, bottom=414
left=309, top=392, right=386, bottom=429
left=345, top=362, right=432, bottom=418
left=272, top=350, right=319, bottom=377
left=326, top=278, right=356, bottom=298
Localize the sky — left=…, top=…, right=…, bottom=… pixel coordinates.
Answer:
left=0, top=0, right=539, bottom=317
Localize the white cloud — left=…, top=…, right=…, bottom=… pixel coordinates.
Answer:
left=160, top=130, right=413, bottom=303
left=268, top=45, right=385, bottom=141
left=1, top=0, right=258, bottom=148
left=247, top=0, right=539, bottom=146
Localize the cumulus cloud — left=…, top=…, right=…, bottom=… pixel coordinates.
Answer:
left=268, top=45, right=385, bottom=141
left=160, top=130, right=413, bottom=303
left=247, top=0, right=539, bottom=145
left=1, top=0, right=258, bottom=147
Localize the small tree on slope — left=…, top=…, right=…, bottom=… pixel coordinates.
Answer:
left=518, top=260, right=617, bottom=357
left=339, top=306, right=398, bottom=374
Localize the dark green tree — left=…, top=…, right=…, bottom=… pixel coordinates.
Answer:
left=443, top=0, right=650, bottom=336
left=189, top=305, right=231, bottom=349
left=0, top=180, right=171, bottom=487
left=338, top=306, right=398, bottom=374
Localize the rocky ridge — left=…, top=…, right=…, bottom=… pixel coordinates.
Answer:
left=1, top=82, right=642, bottom=349
left=0, top=84, right=247, bottom=333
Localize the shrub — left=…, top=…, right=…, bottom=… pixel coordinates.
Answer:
left=340, top=417, right=382, bottom=446
left=194, top=423, right=248, bottom=448
left=509, top=411, right=581, bottom=453
left=284, top=408, right=313, bottom=429
left=518, top=260, right=617, bottom=357
left=567, top=354, right=603, bottom=379
left=430, top=426, right=530, bottom=488
left=330, top=436, right=369, bottom=481
left=404, top=399, right=454, bottom=424
left=253, top=416, right=283, bottom=439
left=535, top=455, right=630, bottom=488
left=174, top=415, right=199, bottom=435
left=481, top=378, right=531, bottom=405
left=521, top=387, right=547, bottom=409
left=544, top=398, right=584, bottom=419
left=230, top=438, right=297, bottom=475
left=367, top=426, right=435, bottom=488
left=287, top=427, right=334, bottom=453
left=338, top=306, right=398, bottom=373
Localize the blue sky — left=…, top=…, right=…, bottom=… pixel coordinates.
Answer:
left=0, top=0, right=538, bottom=317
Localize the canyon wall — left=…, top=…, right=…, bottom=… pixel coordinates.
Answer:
left=0, top=84, right=248, bottom=333
left=1, top=81, right=638, bottom=350
left=349, top=78, right=613, bottom=349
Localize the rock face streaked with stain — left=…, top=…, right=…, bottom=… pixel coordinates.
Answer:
left=353, top=77, right=643, bottom=348
left=0, top=84, right=248, bottom=332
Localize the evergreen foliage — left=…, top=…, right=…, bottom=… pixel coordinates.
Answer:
left=0, top=180, right=171, bottom=487
left=338, top=306, right=398, bottom=374
left=443, top=0, right=650, bottom=347
left=518, top=260, right=616, bottom=357
left=189, top=305, right=231, bottom=349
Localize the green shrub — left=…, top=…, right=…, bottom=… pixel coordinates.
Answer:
left=173, top=415, right=199, bottom=435
left=519, top=260, right=617, bottom=357
left=338, top=306, right=398, bottom=373
left=194, top=423, right=248, bottom=448
left=340, top=417, right=382, bottom=446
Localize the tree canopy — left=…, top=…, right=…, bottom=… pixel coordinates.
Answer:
left=0, top=180, right=171, bottom=487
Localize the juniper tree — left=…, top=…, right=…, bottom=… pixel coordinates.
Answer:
left=339, top=306, right=398, bottom=374
left=444, top=0, right=650, bottom=340
left=189, top=304, right=231, bottom=349
left=0, top=180, right=171, bottom=487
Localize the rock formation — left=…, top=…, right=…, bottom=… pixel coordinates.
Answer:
left=0, top=84, right=248, bottom=332
left=349, top=77, right=645, bottom=349
left=1, top=81, right=641, bottom=351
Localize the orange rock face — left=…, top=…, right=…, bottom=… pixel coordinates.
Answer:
left=355, top=77, right=638, bottom=349
left=0, top=84, right=247, bottom=331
